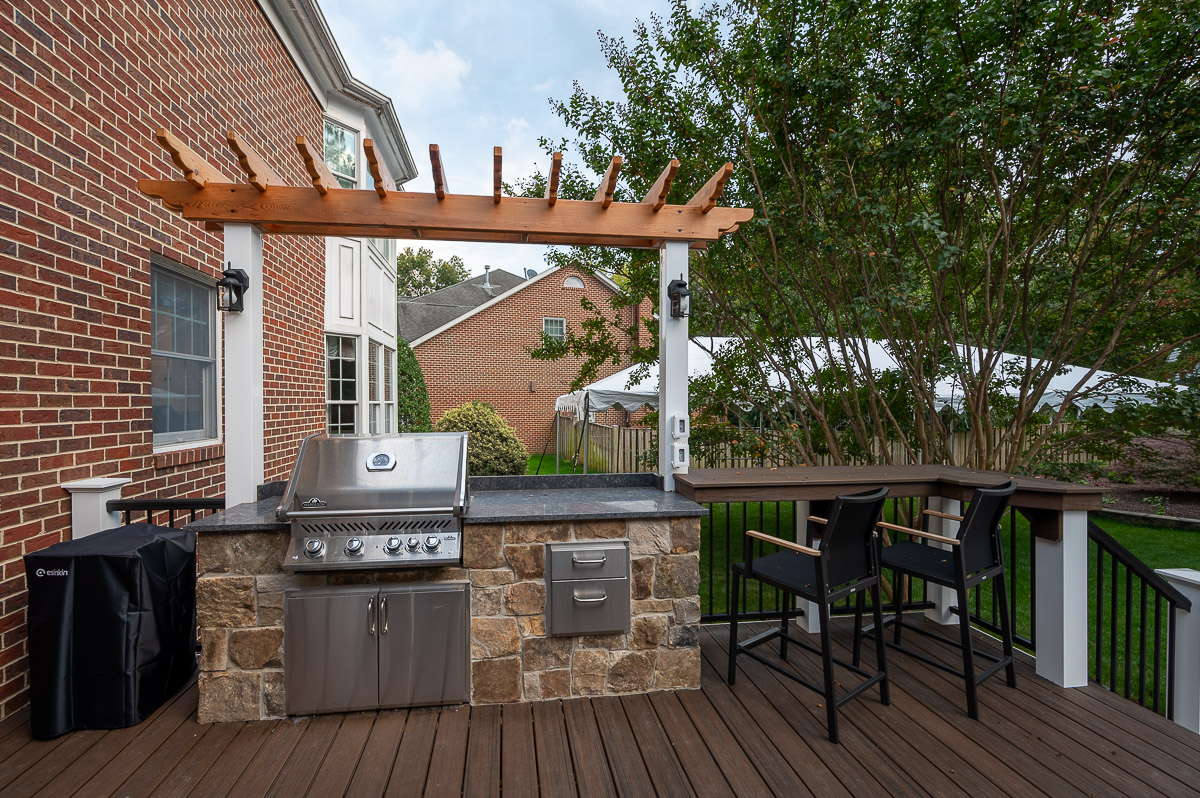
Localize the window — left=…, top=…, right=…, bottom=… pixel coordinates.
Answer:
left=368, top=341, right=396, bottom=434
left=543, top=317, right=566, bottom=342
left=323, top=119, right=357, bottom=189
left=151, top=262, right=217, bottom=446
left=326, top=334, right=357, bottom=434
left=563, top=276, right=584, bottom=288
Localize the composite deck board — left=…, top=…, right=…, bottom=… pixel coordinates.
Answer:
left=463, top=704, right=501, bottom=798
left=560, top=698, right=617, bottom=798
left=590, top=696, right=654, bottom=798
left=499, top=702, right=539, bottom=798
left=383, top=707, right=438, bottom=798
left=618, top=693, right=694, bottom=798
left=423, top=705, right=471, bottom=798
left=304, top=711, right=376, bottom=798
left=345, top=710, right=407, bottom=798
left=0, top=620, right=1195, bottom=796
left=530, top=699, right=577, bottom=797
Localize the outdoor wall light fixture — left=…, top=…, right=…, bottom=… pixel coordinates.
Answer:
left=667, top=277, right=691, bottom=319
left=216, top=264, right=250, bottom=313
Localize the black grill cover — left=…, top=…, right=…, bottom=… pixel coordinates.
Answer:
left=24, top=523, right=197, bottom=739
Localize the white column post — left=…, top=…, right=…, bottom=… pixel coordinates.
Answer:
left=61, top=477, right=131, bottom=538
left=1156, top=568, right=1200, bottom=734
left=792, top=500, right=822, bottom=633
left=1033, top=510, right=1089, bottom=687
left=923, top=496, right=960, bottom=625
left=657, top=241, right=689, bottom=491
left=223, top=224, right=264, bottom=506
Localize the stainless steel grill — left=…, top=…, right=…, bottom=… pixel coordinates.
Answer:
left=277, top=432, right=469, bottom=571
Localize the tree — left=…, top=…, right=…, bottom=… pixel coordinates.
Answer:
left=395, top=339, right=433, bottom=432
left=396, top=247, right=469, bottom=297
left=519, top=0, right=1200, bottom=472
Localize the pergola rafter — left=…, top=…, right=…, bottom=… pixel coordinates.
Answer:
left=139, top=128, right=753, bottom=250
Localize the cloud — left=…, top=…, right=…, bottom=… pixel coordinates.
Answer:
left=531, top=79, right=556, bottom=93
left=376, top=38, right=472, bottom=113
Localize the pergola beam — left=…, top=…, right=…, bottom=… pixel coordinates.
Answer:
left=493, top=147, right=502, bottom=204
left=138, top=181, right=752, bottom=248
left=226, top=131, right=281, bottom=192
left=593, top=156, right=621, bottom=208
left=155, top=128, right=230, bottom=188
left=687, top=163, right=734, bottom=213
left=295, top=135, right=336, bottom=195
left=545, top=152, right=561, bottom=207
left=642, top=159, right=679, bottom=212
left=430, top=144, right=448, bottom=199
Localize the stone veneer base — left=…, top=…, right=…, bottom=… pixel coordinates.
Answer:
left=194, top=517, right=702, bottom=723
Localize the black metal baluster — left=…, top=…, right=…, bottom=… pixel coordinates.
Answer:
left=1109, top=557, right=1118, bottom=691
left=1138, top=580, right=1148, bottom=707
left=1123, top=566, right=1133, bottom=699
left=1095, top=545, right=1105, bottom=684
left=1153, top=595, right=1163, bottom=714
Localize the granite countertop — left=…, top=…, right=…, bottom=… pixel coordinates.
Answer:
left=187, top=474, right=707, bottom=532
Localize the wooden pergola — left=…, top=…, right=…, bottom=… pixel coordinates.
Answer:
left=139, top=129, right=753, bottom=500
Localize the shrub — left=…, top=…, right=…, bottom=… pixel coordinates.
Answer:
left=435, top=401, right=527, bottom=476
left=395, top=339, right=432, bottom=432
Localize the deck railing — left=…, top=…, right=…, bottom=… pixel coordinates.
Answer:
left=107, top=497, right=225, bottom=527
left=700, top=498, right=1189, bottom=719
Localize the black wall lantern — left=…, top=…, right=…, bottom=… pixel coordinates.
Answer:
left=216, top=264, right=250, bottom=313
left=666, top=276, right=691, bottom=319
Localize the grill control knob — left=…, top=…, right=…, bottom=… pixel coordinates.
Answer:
left=406, top=536, right=421, bottom=552
left=345, top=537, right=364, bottom=556
left=423, top=534, right=441, bottom=553
left=303, top=538, right=325, bottom=558
left=383, top=536, right=402, bottom=555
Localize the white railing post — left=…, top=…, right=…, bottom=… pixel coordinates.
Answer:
left=1034, top=509, right=1089, bottom=687
left=224, top=224, right=264, bottom=505
left=1156, top=568, right=1200, bottom=734
left=61, top=477, right=131, bottom=538
left=792, top=500, right=821, bottom=633
left=657, top=240, right=689, bottom=491
left=923, top=496, right=960, bottom=625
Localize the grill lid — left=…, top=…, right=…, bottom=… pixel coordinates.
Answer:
left=276, top=432, right=469, bottom=521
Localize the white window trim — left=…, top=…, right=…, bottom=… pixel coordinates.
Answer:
left=543, top=316, right=567, bottom=342
left=150, top=257, right=222, bottom=451
left=323, top=117, right=358, bottom=189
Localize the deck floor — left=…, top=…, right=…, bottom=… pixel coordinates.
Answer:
left=1, top=619, right=1198, bottom=797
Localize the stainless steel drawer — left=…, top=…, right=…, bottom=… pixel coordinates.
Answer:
left=548, top=578, right=630, bottom=636
left=547, top=542, right=628, bottom=581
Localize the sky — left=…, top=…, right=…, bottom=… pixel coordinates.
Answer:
left=319, top=0, right=675, bottom=277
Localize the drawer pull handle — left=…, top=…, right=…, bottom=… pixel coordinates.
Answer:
left=367, top=597, right=376, bottom=637
left=573, top=592, right=608, bottom=604
left=572, top=555, right=607, bottom=565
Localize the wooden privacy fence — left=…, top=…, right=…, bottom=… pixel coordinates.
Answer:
left=553, top=414, right=1092, bottom=473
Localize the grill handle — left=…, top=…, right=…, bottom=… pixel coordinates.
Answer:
left=282, top=505, right=460, bottom=520
left=367, top=597, right=376, bottom=637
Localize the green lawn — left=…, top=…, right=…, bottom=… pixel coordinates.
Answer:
left=527, top=453, right=586, bottom=475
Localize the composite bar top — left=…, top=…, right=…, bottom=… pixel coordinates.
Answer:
left=674, top=465, right=1102, bottom=540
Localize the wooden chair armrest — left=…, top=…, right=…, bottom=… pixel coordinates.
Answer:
left=746, top=529, right=820, bottom=557
left=923, top=509, right=965, bottom=522
left=877, top=521, right=960, bottom=546
left=807, top=515, right=828, bottom=525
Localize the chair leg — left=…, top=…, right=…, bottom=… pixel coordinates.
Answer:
left=994, top=572, right=1018, bottom=688
left=780, top=592, right=791, bottom=661
left=852, top=591, right=864, bottom=667
left=871, top=582, right=890, bottom=706
left=956, top=581, right=979, bottom=719
left=727, top=570, right=740, bottom=686
left=818, top=599, right=838, bottom=743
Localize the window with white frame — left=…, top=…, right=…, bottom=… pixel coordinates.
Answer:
left=326, top=334, right=357, bottom=434
left=323, top=119, right=357, bottom=189
left=368, top=340, right=396, bottom=434
left=543, top=317, right=566, bottom=342
left=151, top=261, right=217, bottom=446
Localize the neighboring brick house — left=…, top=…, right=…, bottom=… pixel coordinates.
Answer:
left=0, top=0, right=412, bottom=718
left=403, top=265, right=650, bottom=453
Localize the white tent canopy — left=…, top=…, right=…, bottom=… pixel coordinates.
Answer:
left=555, top=337, right=1172, bottom=419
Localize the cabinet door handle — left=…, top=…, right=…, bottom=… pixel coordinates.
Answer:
left=573, top=592, right=608, bottom=604
left=380, top=596, right=389, bottom=635
left=367, top=597, right=376, bottom=637
left=572, top=555, right=607, bottom=565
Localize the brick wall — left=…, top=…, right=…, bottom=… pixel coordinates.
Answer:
left=0, top=1, right=328, bottom=717
left=414, top=266, right=650, bottom=454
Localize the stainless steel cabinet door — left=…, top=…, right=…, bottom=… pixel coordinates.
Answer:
left=377, top=583, right=468, bottom=708
left=285, top=586, right=380, bottom=714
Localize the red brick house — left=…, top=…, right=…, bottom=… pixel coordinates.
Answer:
left=403, top=265, right=649, bottom=453
left=0, top=0, right=413, bottom=717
